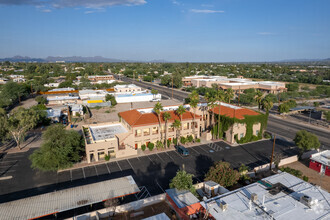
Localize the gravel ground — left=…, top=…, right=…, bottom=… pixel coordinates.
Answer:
left=281, top=160, right=330, bottom=192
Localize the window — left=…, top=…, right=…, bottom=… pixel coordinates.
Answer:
left=240, top=133, right=244, bottom=139
left=256, top=130, right=259, bottom=136
left=152, top=127, right=158, bottom=135
left=143, top=128, right=150, bottom=136
left=135, top=129, right=142, bottom=137
left=168, top=127, right=174, bottom=132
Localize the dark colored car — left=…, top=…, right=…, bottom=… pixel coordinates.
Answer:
left=175, top=145, right=189, bottom=156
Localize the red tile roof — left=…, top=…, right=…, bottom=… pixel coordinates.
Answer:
left=119, top=109, right=201, bottom=127
left=210, top=105, right=260, bottom=120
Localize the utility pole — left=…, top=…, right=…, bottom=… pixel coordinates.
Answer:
left=172, top=75, right=174, bottom=100
left=269, top=135, right=276, bottom=170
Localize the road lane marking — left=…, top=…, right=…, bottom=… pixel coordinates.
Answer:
left=174, top=150, right=184, bottom=158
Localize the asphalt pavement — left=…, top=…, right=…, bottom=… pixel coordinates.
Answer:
left=0, top=139, right=297, bottom=203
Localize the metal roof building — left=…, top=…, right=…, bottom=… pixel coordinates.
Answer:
left=200, top=172, right=330, bottom=220
left=0, top=176, right=140, bottom=220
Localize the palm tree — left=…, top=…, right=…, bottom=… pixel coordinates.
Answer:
left=262, top=97, right=273, bottom=114
left=255, top=90, right=263, bottom=110
left=205, top=92, right=216, bottom=136
left=216, top=89, right=225, bottom=139
left=224, top=88, right=234, bottom=104
left=176, top=105, right=186, bottom=131
left=171, top=119, right=182, bottom=144
left=153, top=102, right=163, bottom=141
left=163, top=111, right=171, bottom=145
left=188, top=90, right=199, bottom=137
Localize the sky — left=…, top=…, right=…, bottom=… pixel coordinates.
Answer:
left=0, top=0, right=330, bottom=62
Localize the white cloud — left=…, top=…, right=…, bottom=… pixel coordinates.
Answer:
left=190, top=9, right=224, bottom=14
left=0, top=0, right=147, bottom=10
left=42, top=9, right=52, bottom=13
left=172, top=0, right=182, bottom=6
left=201, top=4, right=214, bottom=7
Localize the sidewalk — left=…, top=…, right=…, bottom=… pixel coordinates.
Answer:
left=58, top=139, right=213, bottom=172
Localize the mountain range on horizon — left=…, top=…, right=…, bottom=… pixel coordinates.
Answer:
left=0, top=55, right=329, bottom=63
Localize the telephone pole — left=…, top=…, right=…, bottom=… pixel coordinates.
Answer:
left=269, top=135, right=276, bottom=170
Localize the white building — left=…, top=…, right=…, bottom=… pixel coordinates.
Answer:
left=114, top=91, right=161, bottom=103
left=114, top=84, right=142, bottom=93
left=200, top=172, right=330, bottom=220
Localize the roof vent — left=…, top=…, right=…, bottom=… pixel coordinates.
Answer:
left=300, top=194, right=317, bottom=208
left=250, top=193, right=258, bottom=202
left=220, top=201, right=227, bottom=211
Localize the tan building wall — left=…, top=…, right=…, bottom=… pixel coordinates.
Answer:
left=225, top=122, right=261, bottom=144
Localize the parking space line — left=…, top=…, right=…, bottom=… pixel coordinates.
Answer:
left=127, top=159, right=134, bottom=170
left=197, top=145, right=209, bottom=154
left=70, top=170, right=73, bottom=182
left=195, top=177, right=202, bottom=183
left=106, top=163, right=111, bottom=174
left=137, top=156, right=141, bottom=161
left=116, top=161, right=122, bottom=171
left=147, top=155, right=155, bottom=164
left=165, top=152, right=174, bottom=161
left=155, top=180, right=165, bottom=193
left=156, top=154, right=164, bottom=162
left=94, top=165, right=99, bottom=176
left=190, top=147, right=200, bottom=155
left=82, top=168, right=86, bottom=179
left=174, top=150, right=184, bottom=158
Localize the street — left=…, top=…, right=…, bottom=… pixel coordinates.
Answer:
left=0, top=139, right=297, bottom=203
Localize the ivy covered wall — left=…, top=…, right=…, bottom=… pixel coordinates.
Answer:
left=211, top=112, right=268, bottom=143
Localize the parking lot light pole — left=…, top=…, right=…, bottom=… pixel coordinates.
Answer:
left=269, top=135, right=276, bottom=171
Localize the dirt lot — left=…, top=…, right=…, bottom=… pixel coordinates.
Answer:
left=10, top=97, right=37, bottom=112
left=280, top=159, right=330, bottom=192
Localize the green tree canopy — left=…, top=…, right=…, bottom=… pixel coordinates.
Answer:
left=294, top=130, right=320, bottom=153
left=30, top=125, right=84, bottom=171
left=205, top=161, right=240, bottom=187
left=169, top=170, right=196, bottom=195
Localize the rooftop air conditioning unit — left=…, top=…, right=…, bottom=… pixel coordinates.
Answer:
left=250, top=193, right=258, bottom=202
left=220, top=201, right=227, bottom=211
left=300, top=195, right=315, bottom=208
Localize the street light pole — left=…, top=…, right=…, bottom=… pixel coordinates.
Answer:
left=270, top=135, right=276, bottom=171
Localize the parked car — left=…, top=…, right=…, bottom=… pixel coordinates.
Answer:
left=175, top=145, right=189, bottom=156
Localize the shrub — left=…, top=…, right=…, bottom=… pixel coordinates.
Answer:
left=264, top=132, right=272, bottom=139
left=195, top=138, right=201, bottom=143
left=141, top=144, right=146, bottom=151
left=303, top=176, right=309, bottom=182
left=167, top=139, right=171, bottom=148
left=105, top=110, right=110, bottom=113
left=279, top=167, right=302, bottom=178
left=156, top=140, right=163, bottom=150
left=104, top=154, right=110, bottom=161
left=187, top=135, right=194, bottom=143
left=180, top=136, right=187, bottom=144
left=75, top=112, right=81, bottom=117
left=173, top=138, right=178, bottom=145
left=148, top=142, right=154, bottom=151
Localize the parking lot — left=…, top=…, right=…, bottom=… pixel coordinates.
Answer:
left=0, top=139, right=298, bottom=203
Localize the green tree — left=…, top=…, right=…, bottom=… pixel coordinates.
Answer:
left=188, top=90, right=199, bottom=137
left=205, top=161, right=240, bottom=188
left=294, top=130, right=320, bottom=153
left=105, top=94, right=117, bottom=106
left=153, top=102, right=163, bottom=141
left=224, top=88, right=234, bottom=104
left=0, top=108, right=8, bottom=141
left=169, top=170, right=196, bottom=195
left=313, top=102, right=320, bottom=107
left=163, top=111, right=172, bottom=145
left=151, top=89, right=158, bottom=99
left=7, top=108, right=40, bottom=150
left=35, top=96, right=47, bottom=105
left=29, top=125, right=84, bottom=171
left=171, top=119, right=181, bottom=143
left=176, top=105, right=186, bottom=137
left=262, top=97, right=274, bottom=114
left=286, top=83, right=299, bottom=92
left=278, top=103, right=290, bottom=113
left=255, top=90, right=263, bottom=110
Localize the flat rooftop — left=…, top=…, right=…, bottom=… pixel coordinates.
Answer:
left=200, top=172, right=330, bottom=220
left=89, top=123, right=128, bottom=141
left=0, top=176, right=140, bottom=220
left=166, top=188, right=200, bottom=209
left=311, top=150, right=330, bottom=166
